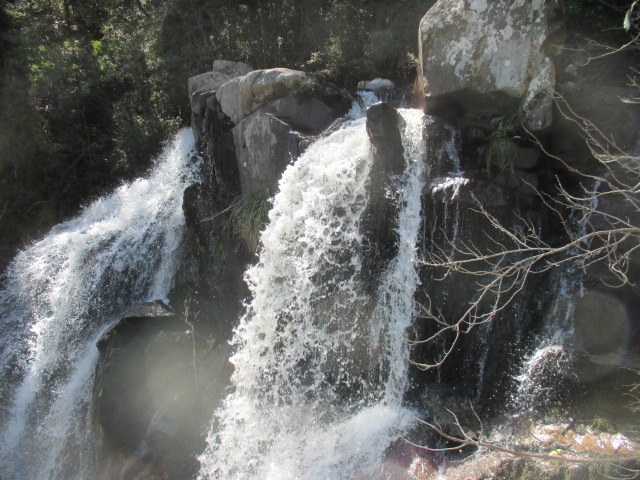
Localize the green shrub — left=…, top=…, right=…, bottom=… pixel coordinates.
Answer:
left=485, top=115, right=519, bottom=175
left=228, top=192, right=271, bottom=253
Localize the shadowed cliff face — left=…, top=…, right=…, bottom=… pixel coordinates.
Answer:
left=409, top=1, right=640, bottom=468
left=361, top=102, right=407, bottom=292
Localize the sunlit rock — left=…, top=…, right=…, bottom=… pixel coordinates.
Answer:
left=232, top=109, right=299, bottom=196
left=221, top=71, right=349, bottom=195
left=358, top=78, right=395, bottom=101
left=216, top=68, right=350, bottom=125
left=358, top=78, right=395, bottom=92
left=188, top=60, right=254, bottom=145
left=188, top=60, right=254, bottom=115
left=418, top=0, right=562, bottom=130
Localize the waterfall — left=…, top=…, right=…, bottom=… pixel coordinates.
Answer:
left=198, top=108, right=426, bottom=479
left=512, top=180, right=603, bottom=412
left=0, top=129, right=199, bottom=480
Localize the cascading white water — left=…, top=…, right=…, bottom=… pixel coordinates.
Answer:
left=0, top=128, right=199, bottom=480
left=512, top=180, right=603, bottom=411
left=198, top=108, right=426, bottom=480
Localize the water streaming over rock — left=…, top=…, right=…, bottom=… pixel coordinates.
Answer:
left=198, top=108, right=427, bottom=479
left=0, top=129, right=200, bottom=480
left=511, top=180, right=603, bottom=412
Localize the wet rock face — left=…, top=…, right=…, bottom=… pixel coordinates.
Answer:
left=418, top=0, right=562, bottom=130
left=361, top=103, right=407, bottom=290
left=366, top=102, right=405, bottom=175
left=93, top=301, right=234, bottom=479
left=215, top=68, right=350, bottom=126
left=408, top=115, right=552, bottom=409
left=94, top=301, right=183, bottom=452
left=552, top=82, right=640, bottom=166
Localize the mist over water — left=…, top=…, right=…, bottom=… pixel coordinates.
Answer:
left=0, top=129, right=199, bottom=480
left=198, top=108, right=427, bottom=479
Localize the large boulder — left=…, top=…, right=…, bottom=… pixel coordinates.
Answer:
left=189, top=67, right=350, bottom=199
left=418, top=0, right=562, bottom=131
left=188, top=60, right=254, bottom=115
left=232, top=109, right=300, bottom=196
left=93, top=301, right=234, bottom=478
left=216, top=69, right=349, bottom=196
left=231, top=94, right=350, bottom=196
left=216, top=68, right=349, bottom=126
left=93, top=301, right=182, bottom=452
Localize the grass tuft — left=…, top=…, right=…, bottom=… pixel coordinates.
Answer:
left=229, top=191, right=271, bottom=253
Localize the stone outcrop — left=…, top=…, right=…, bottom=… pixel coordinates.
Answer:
left=232, top=110, right=299, bottom=196
left=184, top=64, right=351, bottom=298
left=215, top=68, right=350, bottom=195
left=358, top=78, right=395, bottom=93
left=357, top=78, right=396, bottom=102
left=215, top=68, right=349, bottom=126
left=190, top=60, right=254, bottom=145
left=93, top=301, right=233, bottom=479
left=418, top=0, right=562, bottom=131
left=188, top=60, right=253, bottom=96
left=188, top=66, right=350, bottom=199
left=569, top=289, right=634, bottom=383
left=360, top=102, right=408, bottom=292
left=94, top=301, right=182, bottom=452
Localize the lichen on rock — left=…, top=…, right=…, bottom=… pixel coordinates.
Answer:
left=418, top=0, right=562, bottom=131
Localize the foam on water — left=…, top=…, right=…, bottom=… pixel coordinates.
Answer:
left=0, top=128, right=199, bottom=480
left=199, top=108, right=426, bottom=479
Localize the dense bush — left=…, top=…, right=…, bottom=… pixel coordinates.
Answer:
left=0, top=0, right=179, bottom=262
left=0, top=0, right=431, bottom=268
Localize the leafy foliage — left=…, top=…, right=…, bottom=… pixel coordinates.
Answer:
left=0, top=0, right=179, bottom=256
left=485, top=115, right=519, bottom=174
left=0, top=0, right=433, bottom=266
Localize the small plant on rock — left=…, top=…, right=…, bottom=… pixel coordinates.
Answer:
left=229, top=191, right=271, bottom=253
left=291, top=78, right=319, bottom=99
left=485, top=114, right=519, bottom=175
